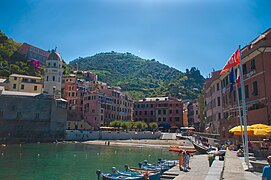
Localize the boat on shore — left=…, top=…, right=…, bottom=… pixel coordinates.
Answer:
left=192, top=141, right=209, bottom=154
left=168, top=146, right=197, bottom=153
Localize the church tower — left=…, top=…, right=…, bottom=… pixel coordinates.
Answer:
left=44, top=49, right=63, bottom=99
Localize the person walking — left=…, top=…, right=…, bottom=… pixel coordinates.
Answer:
left=178, top=150, right=183, bottom=171
left=262, top=156, right=271, bottom=180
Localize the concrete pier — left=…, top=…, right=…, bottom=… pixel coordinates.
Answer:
left=161, top=149, right=262, bottom=180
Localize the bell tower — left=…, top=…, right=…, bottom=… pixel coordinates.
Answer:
left=44, top=49, right=63, bottom=99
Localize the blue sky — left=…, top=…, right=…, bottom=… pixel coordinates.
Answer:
left=1, top=0, right=271, bottom=77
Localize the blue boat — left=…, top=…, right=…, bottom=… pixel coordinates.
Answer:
left=158, top=159, right=178, bottom=168
left=139, top=160, right=169, bottom=173
left=118, top=165, right=160, bottom=180
left=96, top=169, right=144, bottom=180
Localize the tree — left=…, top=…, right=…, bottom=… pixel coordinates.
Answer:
left=110, top=120, right=121, bottom=128
left=149, top=122, right=158, bottom=131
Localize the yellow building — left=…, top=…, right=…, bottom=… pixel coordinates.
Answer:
left=67, top=120, right=93, bottom=130
left=8, top=74, right=43, bottom=93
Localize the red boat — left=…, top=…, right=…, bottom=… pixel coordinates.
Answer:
left=169, top=146, right=197, bottom=153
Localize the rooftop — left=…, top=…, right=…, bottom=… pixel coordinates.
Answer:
left=1, top=90, right=41, bottom=97
left=10, top=74, right=42, bottom=80
left=0, top=78, right=7, bottom=83
left=137, top=97, right=181, bottom=102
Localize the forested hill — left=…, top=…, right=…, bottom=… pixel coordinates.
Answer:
left=69, top=52, right=205, bottom=100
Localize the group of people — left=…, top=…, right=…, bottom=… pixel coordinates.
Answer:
left=178, top=150, right=191, bottom=172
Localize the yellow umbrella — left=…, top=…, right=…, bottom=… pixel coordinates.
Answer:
left=249, top=124, right=271, bottom=136
left=229, top=125, right=254, bottom=135
left=252, top=128, right=271, bottom=137
left=250, top=124, right=271, bottom=129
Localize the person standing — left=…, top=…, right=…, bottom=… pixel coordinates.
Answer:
left=178, top=150, right=183, bottom=171
left=182, top=151, right=188, bottom=172
left=262, top=156, right=271, bottom=180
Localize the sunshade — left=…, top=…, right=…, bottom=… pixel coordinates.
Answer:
left=229, top=125, right=254, bottom=135
left=250, top=124, right=271, bottom=136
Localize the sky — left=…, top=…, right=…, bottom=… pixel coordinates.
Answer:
left=0, top=0, right=271, bottom=77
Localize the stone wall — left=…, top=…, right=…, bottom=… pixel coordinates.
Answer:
left=0, top=95, right=67, bottom=140
left=66, top=130, right=161, bottom=141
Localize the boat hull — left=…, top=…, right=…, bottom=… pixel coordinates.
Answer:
left=192, top=142, right=208, bottom=154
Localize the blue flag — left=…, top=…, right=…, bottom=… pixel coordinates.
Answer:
left=230, top=67, right=235, bottom=92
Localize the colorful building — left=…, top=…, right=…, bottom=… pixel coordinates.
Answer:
left=8, top=74, right=43, bottom=93
left=219, top=28, right=271, bottom=140
left=188, top=100, right=200, bottom=130
left=203, top=70, right=222, bottom=134
left=133, top=97, right=183, bottom=129
left=18, top=43, right=50, bottom=65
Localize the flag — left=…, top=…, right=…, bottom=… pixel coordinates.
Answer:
left=236, top=65, right=241, bottom=87
left=220, top=48, right=241, bottom=75
left=229, top=67, right=235, bottom=92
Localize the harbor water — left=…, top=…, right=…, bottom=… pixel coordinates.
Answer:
left=0, top=142, right=177, bottom=179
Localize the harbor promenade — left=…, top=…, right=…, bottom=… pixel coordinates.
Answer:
left=162, top=149, right=261, bottom=180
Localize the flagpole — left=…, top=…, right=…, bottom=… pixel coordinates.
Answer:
left=234, top=72, right=245, bottom=156
left=238, top=45, right=249, bottom=166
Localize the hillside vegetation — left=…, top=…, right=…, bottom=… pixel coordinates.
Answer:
left=69, top=52, right=205, bottom=100
left=0, top=31, right=44, bottom=77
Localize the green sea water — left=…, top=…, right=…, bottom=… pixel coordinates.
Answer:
left=0, top=143, right=178, bottom=179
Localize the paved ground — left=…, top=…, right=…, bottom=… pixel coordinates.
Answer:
left=222, top=150, right=261, bottom=180
left=161, top=154, right=210, bottom=180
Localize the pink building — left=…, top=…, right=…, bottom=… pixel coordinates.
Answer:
left=18, top=43, right=50, bottom=66
left=133, top=97, right=183, bottom=129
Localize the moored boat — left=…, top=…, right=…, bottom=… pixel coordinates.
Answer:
left=119, top=165, right=160, bottom=180
left=192, top=141, right=208, bottom=154
left=168, top=146, right=197, bottom=153
left=96, top=169, right=145, bottom=180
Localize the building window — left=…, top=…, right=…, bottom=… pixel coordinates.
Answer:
left=54, top=63, right=56, bottom=67
left=34, top=86, right=37, bottom=91
left=218, top=113, right=221, bottom=120
left=169, top=110, right=172, bottom=114
left=158, top=118, right=161, bottom=122
left=13, top=84, right=16, bottom=89
left=251, top=59, right=256, bottom=70
left=17, top=112, right=22, bottom=119
left=163, top=109, right=166, bottom=115
left=53, top=76, right=55, bottom=81
left=245, top=85, right=249, bottom=98
left=242, top=63, right=247, bottom=75
left=35, top=113, right=40, bottom=119
left=253, top=81, right=258, bottom=96
left=238, top=87, right=242, bottom=100
left=21, top=84, right=24, bottom=90
left=217, top=83, right=220, bottom=91
left=163, top=118, right=166, bottom=122
left=150, top=111, right=153, bottom=115
left=175, top=117, right=180, bottom=122
left=14, top=77, right=17, bottom=80
left=176, top=110, right=179, bottom=114
left=158, top=110, right=161, bottom=115
left=217, top=97, right=221, bottom=106
left=144, top=111, right=147, bottom=115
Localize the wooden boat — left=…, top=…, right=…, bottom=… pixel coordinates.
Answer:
left=168, top=146, right=197, bottom=153
left=96, top=169, right=145, bottom=180
left=102, top=173, right=145, bottom=180
left=120, top=167, right=160, bottom=180
left=192, top=141, right=208, bottom=154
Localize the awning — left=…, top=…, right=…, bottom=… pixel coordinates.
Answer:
left=158, top=123, right=170, bottom=129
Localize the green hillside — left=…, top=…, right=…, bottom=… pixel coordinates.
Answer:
left=0, top=30, right=69, bottom=78
left=0, top=31, right=43, bottom=77
left=69, top=52, right=205, bottom=100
